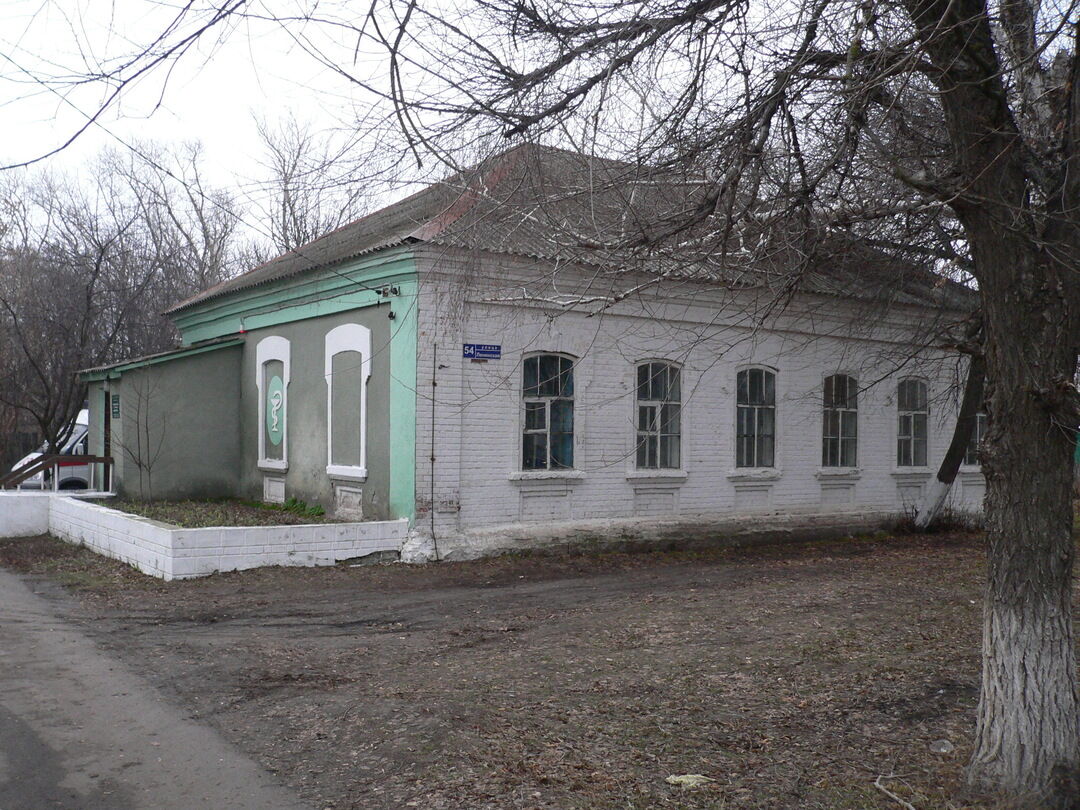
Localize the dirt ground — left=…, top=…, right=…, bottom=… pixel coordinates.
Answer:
left=0, top=530, right=1020, bottom=809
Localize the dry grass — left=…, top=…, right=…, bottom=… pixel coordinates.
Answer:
left=0, top=530, right=1035, bottom=809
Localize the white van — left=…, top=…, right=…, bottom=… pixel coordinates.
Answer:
left=9, top=409, right=91, bottom=490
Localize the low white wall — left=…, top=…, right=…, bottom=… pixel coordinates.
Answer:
left=0, top=493, right=52, bottom=538
left=50, top=497, right=174, bottom=578
left=2, top=495, right=408, bottom=580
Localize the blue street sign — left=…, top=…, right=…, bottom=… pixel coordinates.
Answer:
left=463, top=343, right=502, bottom=360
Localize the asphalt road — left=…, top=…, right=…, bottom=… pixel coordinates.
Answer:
left=0, top=568, right=309, bottom=810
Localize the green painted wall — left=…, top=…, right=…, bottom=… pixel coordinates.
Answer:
left=104, top=346, right=243, bottom=499
left=83, top=248, right=420, bottom=521
left=389, top=278, right=418, bottom=521
left=239, top=307, right=395, bottom=517
left=172, top=248, right=417, bottom=345
left=175, top=250, right=419, bottom=522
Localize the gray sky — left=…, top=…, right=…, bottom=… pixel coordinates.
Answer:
left=0, top=1, right=370, bottom=189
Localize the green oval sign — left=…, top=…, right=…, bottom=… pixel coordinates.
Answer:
left=266, top=375, right=285, bottom=446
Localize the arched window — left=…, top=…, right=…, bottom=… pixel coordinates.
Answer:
left=636, top=361, right=681, bottom=469
left=522, top=354, right=574, bottom=470
left=325, top=323, right=372, bottom=479
left=256, top=336, right=290, bottom=470
left=736, top=368, right=775, bottom=468
left=897, top=379, right=929, bottom=467
left=822, top=374, right=858, bottom=467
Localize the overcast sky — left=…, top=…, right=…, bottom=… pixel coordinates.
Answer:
left=0, top=1, right=375, bottom=191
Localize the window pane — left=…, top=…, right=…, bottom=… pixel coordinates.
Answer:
left=737, top=370, right=749, bottom=405
left=763, top=371, right=775, bottom=405
left=525, top=402, right=546, bottom=431
left=757, top=433, right=775, bottom=467
left=913, top=437, right=927, bottom=467
left=758, top=406, right=775, bottom=439
left=660, top=435, right=680, bottom=468
left=841, top=411, right=857, bottom=439
left=898, top=439, right=910, bottom=467
left=846, top=376, right=858, bottom=409
left=538, top=354, right=560, bottom=397
left=737, top=406, right=753, bottom=438
left=823, top=437, right=835, bottom=467
left=551, top=399, right=573, bottom=433
left=914, top=382, right=927, bottom=410
left=749, top=369, right=763, bottom=404
left=661, top=404, right=681, bottom=434
left=898, top=380, right=912, bottom=411
left=913, top=413, right=928, bottom=441
left=637, top=363, right=650, bottom=400
left=638, top=405, right=656, bottom=432
left=559, top=357, right=574, bottom=396
left=898, top=413, right=911, bottom=439
left=523, top=433, right=547, bottom=469
left=841, top=437, right=857, bottom=467
left=737, top=435, right=751, bottom=468
left=823, top=409, right=838, bottom=438
left=523, top=356, right=539, bottom=398
left=668, top=367, right=681, bottom=401
left=550, top=431, right=573, bottom=468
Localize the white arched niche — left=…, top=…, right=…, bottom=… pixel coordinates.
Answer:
left=324, top=323, right=372, bottom=480
left=256, top=336, right=291, bottom=471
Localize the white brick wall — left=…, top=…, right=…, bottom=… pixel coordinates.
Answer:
left=412, top=247, right=983, bottom=550
left=31, top=497, right=410, bottom=580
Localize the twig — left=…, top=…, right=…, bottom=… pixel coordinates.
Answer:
left=873, top=775, right=917, bottom=810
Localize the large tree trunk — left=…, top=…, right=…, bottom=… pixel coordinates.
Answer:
left=897, top=0, right=1080, bottom=799
left=966, top=241, right=1080, bottom=804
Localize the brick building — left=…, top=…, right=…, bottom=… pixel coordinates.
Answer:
left=82, top=144, right=981, bottom=560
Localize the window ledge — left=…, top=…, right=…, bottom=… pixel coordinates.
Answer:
left=958, top=466, right=984, bottom=476
left=626, top=469, right=688, bottom=481
left=258, top=460, right=288, bottom=472
left=727, top=468, right=781, bottom=482
left=508, top=470, right=586, bottom=482
left=815, top=468, right=861, bottom=480
left=327, top=465, right=367, bottom=482
left=891, top=468, right=932, bottom=478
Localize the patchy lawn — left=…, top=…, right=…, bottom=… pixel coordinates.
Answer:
left=90, top=497, right=335, bottom=528
left=0, top=531, right=1017, bottom=809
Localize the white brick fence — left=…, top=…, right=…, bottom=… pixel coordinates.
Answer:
left=0, top=493, right=408, bottom=580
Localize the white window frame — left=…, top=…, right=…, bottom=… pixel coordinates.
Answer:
left=963, top=411, right=987, bottom=467
left=521, top=352, right=575, bottom=471
left=635, top=360, right=682, bottom=470
left=325, top=323, right=372, bottom=480
left=896, top=378, right=930, bottom=468
left=822, top=373, right=858, bottom=468
left=256, top=336, right=290, bottom=471
left=735, top=366, right=777, bottom=469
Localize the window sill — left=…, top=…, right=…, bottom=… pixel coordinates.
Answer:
left=815, top=467, right=861, bottom=480
left=958, top=466, right=984, bottom=476
left=727, top=468, right=781, bottom=482
left=509, top=470, right=586, bottom=482
left=327, top=465, right=367, bottom=482
left=891, top=468, right=932, bottom=478
left=258, top=460, right=288, bottom=472
left=626, top=469, right=688, bottom=482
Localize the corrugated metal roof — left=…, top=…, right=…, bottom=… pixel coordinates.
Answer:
left=168, top=143, right=974, bottom=314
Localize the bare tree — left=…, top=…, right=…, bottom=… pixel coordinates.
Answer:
left=114, top=369, right=171, bottom=501
left=0, top=145, right=241, bottom=455
left=251, top=115, right=370, bottom=255
left=7, top=0, right=1080, bottom=802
